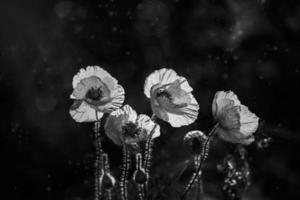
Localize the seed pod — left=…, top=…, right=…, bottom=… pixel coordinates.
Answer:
left=133, top=153, right=148, bottom=184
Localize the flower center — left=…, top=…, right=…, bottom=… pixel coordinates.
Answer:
left=86, top=87, right=103, bottom=101
left=122, top=122, right=141, bottom=139
left=156, top=90, right=172, bottom=100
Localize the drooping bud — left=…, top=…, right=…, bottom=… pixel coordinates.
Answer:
left=183, top=130, right=207, bottom=155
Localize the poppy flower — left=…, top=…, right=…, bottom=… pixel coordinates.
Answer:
left=144, top=68, right=199, bottom=127
left=212, top=91, right=259, bottom=145
left=104, top=105, right=160, bottom=146
left=69, top=66, right=125, bottom=122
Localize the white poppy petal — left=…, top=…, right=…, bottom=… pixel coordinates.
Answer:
left=96, top=85, right=125, bottom=113
left=145, top=69, right=199, bottom=127
left=137, top=114, right=160, bottom=139
left=72, top=76, right=102, bottom=100
left=104, top=105, right=136, bottom=146
left=72, top=66, right=117, bottom=89
left=166, top=94, right=199, bottom=127
left=144, top=68, right=180, bottom=98
left=180, top=94, right=199, bottom=116
left=71, top=66, right=125, bottom=114
left=69, top=101, right=103, bottom=123
left=104, top=105, right=140, bottom=146
left=122, top=104, right=138, bottom=123
left=212, top=90, right=241, bottom=119
left=151, top=103, right=169, bottom=122
left=216, top=127, right=254, bottom=145
left=239, top=105, right=259, bottom=136
left=71, top=82, right=87, bottom=99
left=104, top=109, right=125, bottom=146
left=175, top=77, right=193, bottom=93
left=165, top=111, right=197, bottom=127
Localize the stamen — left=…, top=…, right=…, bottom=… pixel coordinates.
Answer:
left=122, top=123, right=141, bottom=139
left=86, top=87, right=103, bottom=101
left=156, top=90, right=172, bottom=99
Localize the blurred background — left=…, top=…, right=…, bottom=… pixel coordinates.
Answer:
left=0, top=0, right=300, bottom=199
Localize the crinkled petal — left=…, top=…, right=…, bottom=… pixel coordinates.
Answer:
left=212, top=90, right=241, bottom=119
left=104, top=105, right=138, bottom=146
left=157, top=94, right=199, bottom=127
left=151, top=103, right=169, bottom=122
left=96, top=85, right=125, bottom=113
left=71, top=66, right=125, bottom=112
left=239, top=105, right=259, bottom=136
left=165, top=111, right=197, bottom=127
left=137, top=114, right=160, bottom=139
left=218, top=104, right=241, bottom=130
left=69, top=101, right=103, bottom=123
left=179, top=94, right=199, bottom=121
left=122, top=105, right=138, bottom=123
left=216, top=127, right=255, bottom=145
left=72, top=66, right=118, bottom=89
left=71, top=76, right=103, bottom=100
left=104, top=114, right=123, bottom=146
left=144, top=68, right=193, bottom=98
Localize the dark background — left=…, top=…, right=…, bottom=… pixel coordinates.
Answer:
left=1, top=0, right=300, bottom=199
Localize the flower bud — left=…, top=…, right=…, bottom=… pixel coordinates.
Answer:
left=183, top=130, right=207, bottom=154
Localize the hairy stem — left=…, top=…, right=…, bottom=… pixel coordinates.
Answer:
left=94, top=119, right=103, bottom=200
left=138, top=184, right=145, bottom=200
left=106, top=190, right=112, bottom=200
left=194, top=155, right=203, bottom=200
left=121, top=144, right=130, bottom=200
left=134, top=153, right=146, bottom=200
left=94, top=112, right=104, bottom=200
left=181, top=123, right=219, bottom=200
left=143, top=124, right=158, bottom=173
left=94, top=152, right=100, bottom=200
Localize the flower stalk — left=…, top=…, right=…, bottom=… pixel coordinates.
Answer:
left=94, top=118, right=103, bottom=200
left=133, top=153, right=147, bottom=200
left=193, top=155, right=203, bottom=199
left=181, top=123, right=219, bottom=200
left=120, top=144, right=130, bottom=200
left=99, top=153, right=115, bottom=200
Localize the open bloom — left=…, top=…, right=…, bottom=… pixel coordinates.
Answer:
left=144, top=68, right=199, bottom=127
left=212, top=91, right=259, bottom=145
left=104, top=105, right=160, bottom=146
left=69, top=66, right=125, bottom=122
